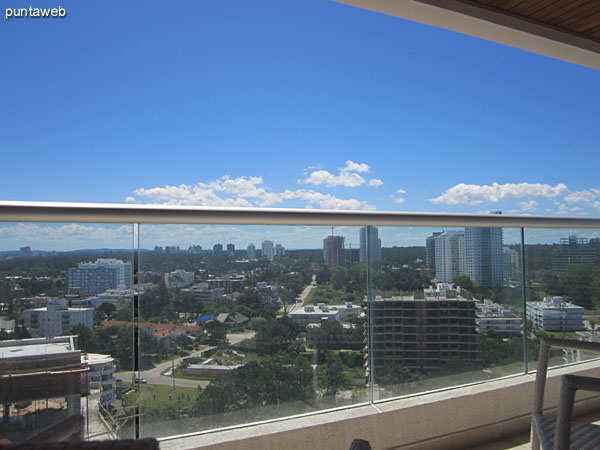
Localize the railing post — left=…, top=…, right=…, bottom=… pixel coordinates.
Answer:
left=366, top=226, right=375, bottom=402
left=520, top=227, right=529, bottom=374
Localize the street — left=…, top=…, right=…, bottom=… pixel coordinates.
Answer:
left=285, top=275, right=316, bottom=313
left=115, top=331, right=256, bottom=389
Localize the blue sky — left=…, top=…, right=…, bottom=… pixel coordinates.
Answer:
left=1, top=0, right=599, bottom=250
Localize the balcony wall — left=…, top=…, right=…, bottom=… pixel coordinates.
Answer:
left=160, top=361, right=600, bottom=450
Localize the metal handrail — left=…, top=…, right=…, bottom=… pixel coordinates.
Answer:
left=0, top=200, right=599, bottom=228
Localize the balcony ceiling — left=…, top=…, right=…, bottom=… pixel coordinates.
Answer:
left=333, top=0, right=600, bottom=70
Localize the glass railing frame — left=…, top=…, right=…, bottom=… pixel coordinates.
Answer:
left=1, top=200, right=599, bottom=441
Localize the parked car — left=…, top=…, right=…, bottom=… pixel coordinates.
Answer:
left=135, top=377, right=147, bottom=384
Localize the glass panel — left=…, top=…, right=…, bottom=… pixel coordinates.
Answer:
left=370, top=225, right=526, bottom=401
left=524, top=228, right=600, bottom=370
left=0, top=222, right=135, bottom=442
left=137, top=224, right=369, bottom=437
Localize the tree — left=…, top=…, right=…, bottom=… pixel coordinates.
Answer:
left=94, top=302, right=116, bottom=325
left=254, top=317, right=299, bottom=353
left=205, top=320, right=227, bottom=345
left=330, top=266, right=349, bottom=290
left=318, top=351, right=348, bottom=395
left=453, top=275, right=477, bottom=293
left=555, top=265, right=600, bottom=308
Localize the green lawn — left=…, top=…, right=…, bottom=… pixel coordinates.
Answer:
left=136, top=384, right=201, bottom=410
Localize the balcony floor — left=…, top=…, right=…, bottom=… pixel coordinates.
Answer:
left=467, top=411, right=600, bottom=450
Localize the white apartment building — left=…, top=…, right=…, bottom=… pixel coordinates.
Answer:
left=434, top=231, right=465, bottom=283
left=503, top=247, right=520, bottom=280
left=526, top=296, right=585, bottom=332
left=84, top=353, right=116, bottom=407
left=359, top=226, right=382, bottom=263
left=164, top=269, right=195, bottom=288
left=256, top=282, right=280, bottom=310
left=247, top=243, right=256, bottom=259
left=274, top=243, right=286, bottom=257
left=476, top=299, right=523, bottom=335
left=182, top=283, right=224, bottom=307
left=465, top=225, right=504, bottom=288
left=262, top=240, right=274, bottom=260
left=67, top=258, right=133, bottom=295
left=24, top=298, right=93, bottom=338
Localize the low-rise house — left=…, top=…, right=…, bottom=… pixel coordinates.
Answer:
left=164, top=269, right=195, bottom=289
left=183, top=363, right=242, bottom=378
left=475, top=299, right=523, bottom=335
left=526, top=296, right=585, bottom=332
left=288, top=302, right=361, bottom=328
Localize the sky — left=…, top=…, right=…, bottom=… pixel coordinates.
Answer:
left=1, top=0, right=599, bottom=250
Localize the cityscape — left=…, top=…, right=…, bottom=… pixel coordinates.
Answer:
left=1, top=225, right=599, bottom=441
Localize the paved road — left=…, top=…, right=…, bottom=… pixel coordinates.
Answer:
left=115, top=332, right=255, bottom=389
left=286, top=275, right=316, bottom=313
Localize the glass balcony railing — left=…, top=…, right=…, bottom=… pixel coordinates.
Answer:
left=0, top=201, right=599, bottom=444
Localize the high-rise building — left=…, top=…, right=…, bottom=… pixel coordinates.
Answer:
left=247, top=243, right=256, bottom=260
left=262, top=240, right=274, bottom=261
left=213, top=243, right=223, bottom=255
left=19, top=246, right=32, bottom=258
left=226, top=243, right=235, bottom=256
left=359, top=227, right=381, bottom=263
left=551, top=236, right=595, bottom=273
left=67, top=258, right=133, bottom=295
left=425, top=232, right=442, bottom=268
left=502, top=247, right=520, bottom=280
left=434, top=231, right=465, bottom=284
left=323, top=235, right=345, bottom=268
left=366, top=285, right=479, bottom=380
left=274, top=243, right=285, bottom=257
left=465, top=225, right=504, bottom=288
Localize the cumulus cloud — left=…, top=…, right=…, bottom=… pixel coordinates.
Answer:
left=300, top=170, right=365, bottom=187
left=132, top=175, right=375, bottom=211
left=394, top=198, right=405, bottom=204
left=397, top=189, right=407, bottom=194
left=430, top=182, right=569, bottom=205
left=519, top=200, right=538, bottom=212
left=299, top=160, right=381, bottom=188
left=343, top=161, right=370, bottom=173
left=554, top=203, right=568, bottom=215
left=125, top=196, right=136, bottom=204
left=563, top=190, right=599, bottom=204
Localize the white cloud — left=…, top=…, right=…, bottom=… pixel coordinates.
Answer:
left=343, top=160, right=370, bottom=173
left=519, top=200, right=538, bottom=212
left=429, top=182, right=569, bottom=205
left=394, top=198, right=405, bottom=204
left=564, top=190, right=598, bottom=204
left=125, top=196, right=136, bottom=203
left=554, top=203, right=568, bottom=215
left=397, top=189, right=407, bottom=194
left=292, top=190, right=376, bottom=210
left=299, top=170, right=365, bottom=187
left=132, top=176, right=375, bottom=211
left=571, top=206, right=584, bottom=211
left=299, top=160, right=381, bottom=188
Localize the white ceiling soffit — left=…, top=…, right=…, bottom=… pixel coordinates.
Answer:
left=333, top=0, right=600, bottom=71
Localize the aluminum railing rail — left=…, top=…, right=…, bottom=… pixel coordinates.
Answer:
left=1, top=201, right=600, bottom=228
